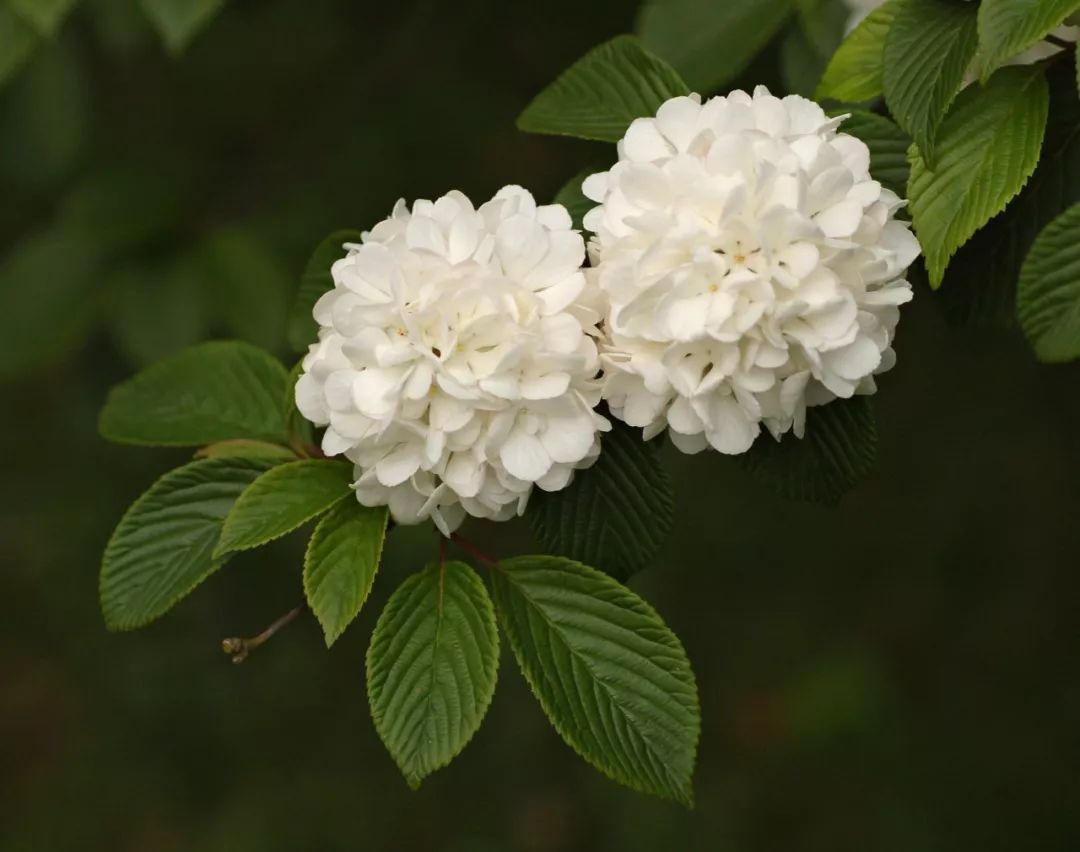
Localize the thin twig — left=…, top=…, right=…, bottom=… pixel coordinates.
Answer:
left=1045, top=33, right=1075, bottom=51
left=222, top=604, right=304, bottom=664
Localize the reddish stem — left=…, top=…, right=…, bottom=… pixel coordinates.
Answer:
left=449, top=533, right=496, bottom=568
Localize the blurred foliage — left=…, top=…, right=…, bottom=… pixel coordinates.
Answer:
left=2, top=0, right=1080, bottom=850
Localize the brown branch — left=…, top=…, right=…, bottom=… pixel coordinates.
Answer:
left=222, top=604, right=304, bottom=664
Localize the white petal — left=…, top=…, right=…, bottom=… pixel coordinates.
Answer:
left=500, top=429, right=552, bottom=482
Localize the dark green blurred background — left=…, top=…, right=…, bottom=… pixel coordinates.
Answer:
left=3, top=1, right=1080, bottom=850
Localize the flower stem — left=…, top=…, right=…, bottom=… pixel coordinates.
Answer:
left=1045, top=34, right=1075, bottom=50
left=221, top=604, right=304, bottom=664
left=449, top=533, right=496, bottom=568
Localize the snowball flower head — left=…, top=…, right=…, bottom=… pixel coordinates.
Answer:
left=295, top=186, right=608, bottom=534
left=583, top=87, right=920, bottom=455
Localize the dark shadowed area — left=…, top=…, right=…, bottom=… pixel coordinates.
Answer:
left=2, top=1, right=1079, bottom=850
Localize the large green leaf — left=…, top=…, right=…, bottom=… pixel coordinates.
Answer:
left=100, top=457, right=278, bottom=630
left=367, top=561, right=498, bottom=787
left=215, top=459, right=354, bottom=557
left=528, top=419, right=673, bottom=582
left=0, top=6, right=37, bottom=87
left=837, top=110, right=911, bottom=197
left=636, top=0, right=794, bottom=94
left=99, top=340, right=291, bottom=446
left=978, top=0, right=1080, bottom=81
left=516, top=35, right=689, bottom=143
left=741, top=397, right=878, bottom=505
left=491, top=555, right=699, bottom=805
left=908, top=64, right=1049, bottom=288
left=816, top=0, right=904, bottom=102
left=936, top=63, right=1080, bottom=325
left=287, top=229, right=363, bottom=353
left=1017, top=202, right=1080, bottom=361
left=138, top=0, right=225, bottom=54
left=8, top=0, right=78, bottom=36
left=883, top=0, right=979, bottom=168
left=304, top=500, right=388, bottom=646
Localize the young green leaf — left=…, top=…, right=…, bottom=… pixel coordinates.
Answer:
left=908, top=64, right=1049, bottom=287
left=8, top=0, right=78, bottom=36
left=215, top=459, right=354, bottom=557
left=636, top=0, right=794, bottom=94
left=1017, top=202, right=1080, bottom=361
left=528, top=419, right=673, bottom=582
left=553, top=168, right=601, bottom=231
left=741, top=397, right=878, bottom=505
left=100, top=457, right=279, bottom=631
left=837, top=110, right=911, bottom=197
left=367, top=561, right=499, bottom=788
left=98, top=340, right=290, bottom=446
left=491, top=555, right=700, bottom=806
left=936, top=63, right=1080, bottom=324
left=978, top=0, right=1080, bottom=82
left=883, top=0, right=978, bottom=168
left=287, top=229, right=364, bottom=353
left=816, top=0, right=903, bottom=102
left=0, top=7, right=37, bottom=87
left=195, top=439, right=297, bottom=461
left=304, top=500, right=388, bottom=646
left=139, top=0, right=225, bottom=54
left=516, top=35, right=689, bottom=143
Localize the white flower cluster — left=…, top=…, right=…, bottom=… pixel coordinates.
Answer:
left=295, top=187, right=608, bottom=535
left=583, top=88, right=919, bottom=454
left=297, top=88, right=920, bottom=531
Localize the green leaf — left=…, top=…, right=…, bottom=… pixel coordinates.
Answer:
left=795, top=0, right=849, bottom=58
left=8, top=0, right=78, bottom=36
left=0, top=6, right=37, bottom=87
left=195, top=439, right=296, bottom=461
left=100, top=457, right=278, bottom=630
left=215, top=459, right=354, bottom=557
left=491, top=555, right=699, bottom=805
left=780, top=20, right=828, bottom=98
left=517, top=35, right=689, bottom=143
left=908, top=64, right=1049, bottom=288
left=883, top=0, right=979, bottom=168
left=741, top=397, right=878, bottom=505
left=935, top=63, right=1080, bottom=325
left=287, top=229, right=363, bottom=353
left=0, top=226, right=100, bottom=380
left=528, top=419, right=673, bottom=582
left=816, top=0, right=903, bottom=102
left=553, top=168, right=599, bottom=231
left=1017, top=202, right=1080, bottom=361
left=836, top=110, right=912, bottom=197
left=367, top=561, right=499, bottom=787
left=636, top=0, right=794, bottom=94
left=138, top=0, right=224, bottom=54
left=304, top=500, right=387, bottom=646
left=99, top=340, right=290, bottom=447
left=978, top=0, right=1080, bottom=82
